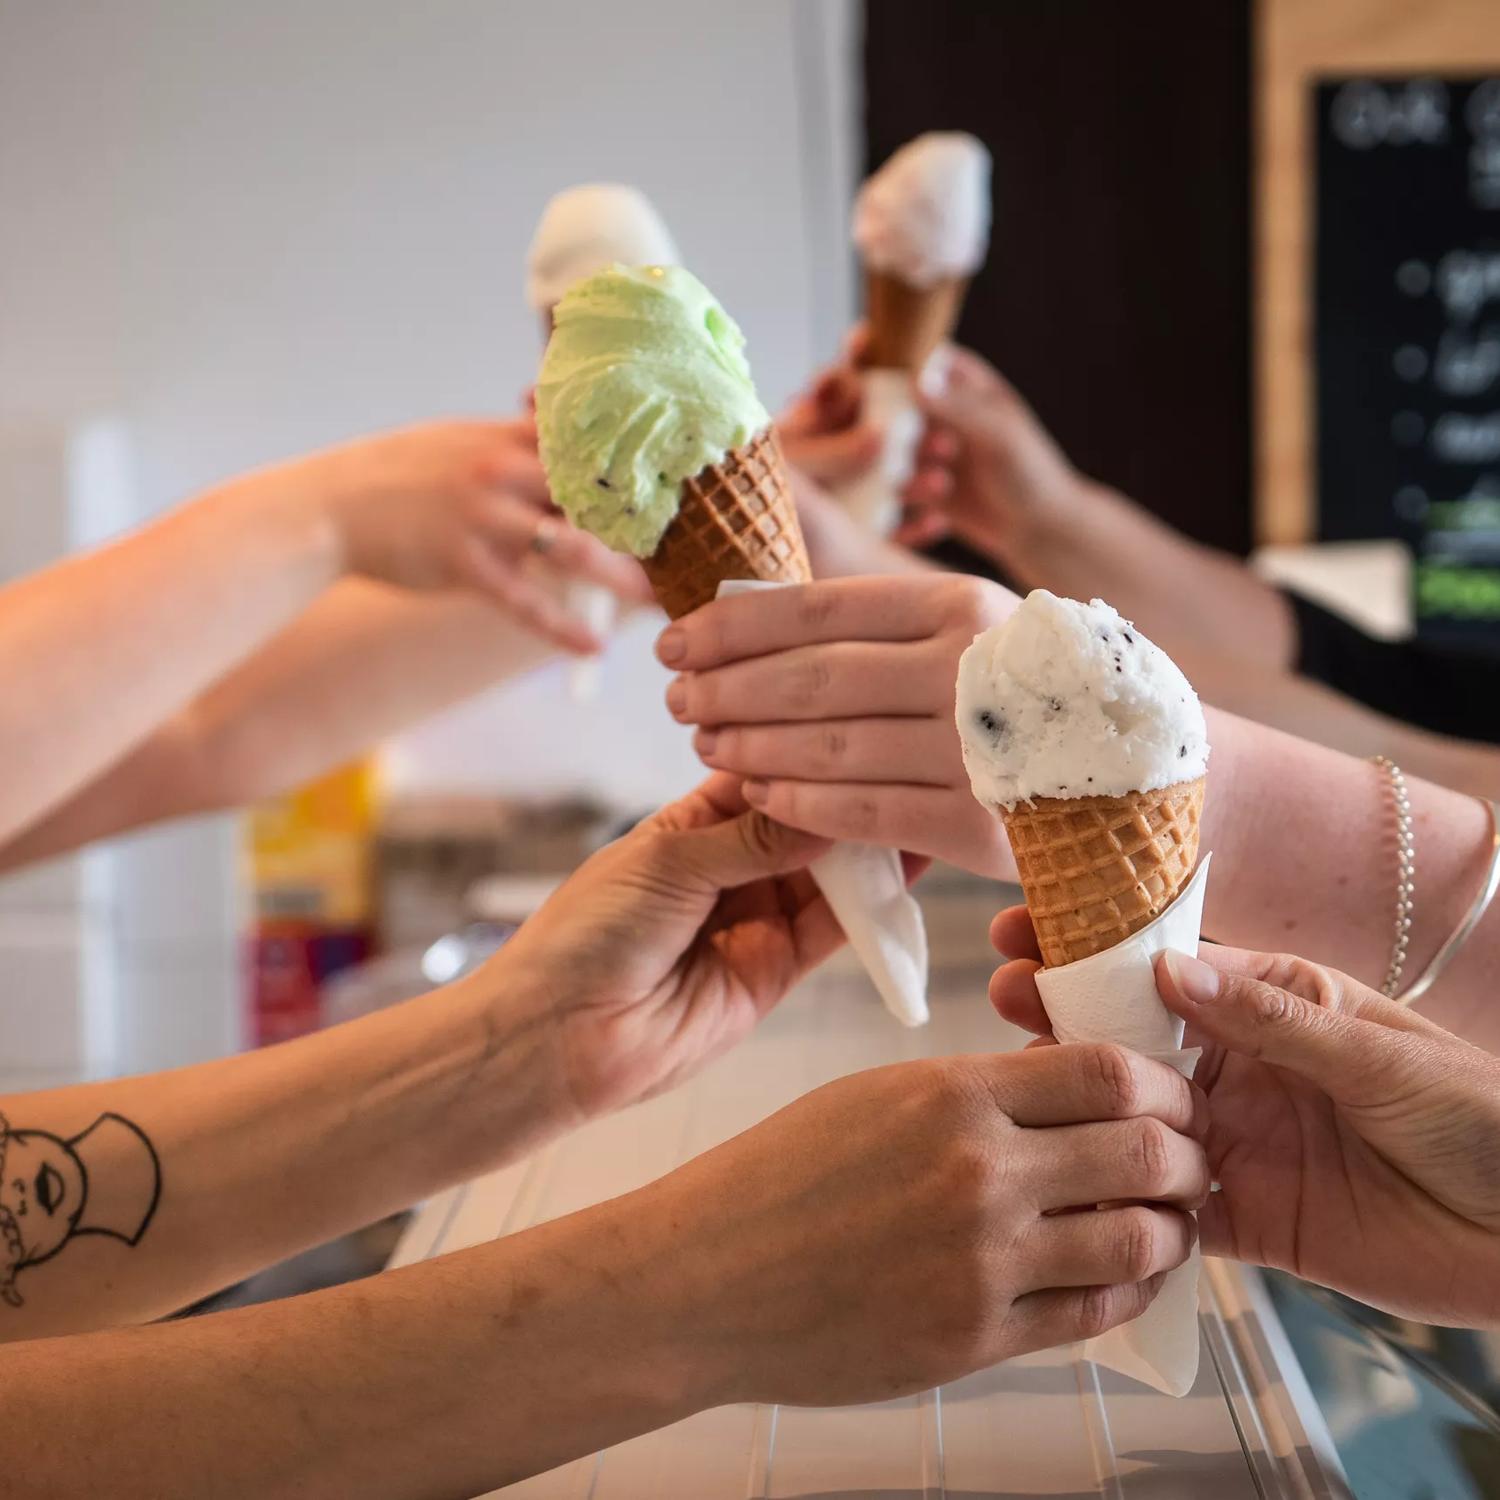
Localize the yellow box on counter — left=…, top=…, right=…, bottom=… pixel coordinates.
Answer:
left=245, top=759, right=380, bottom=928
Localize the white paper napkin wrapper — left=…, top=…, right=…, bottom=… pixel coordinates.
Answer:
left=716, top=579, right=930, bottom=1025
left=1034, top=854, right=1212, bottom=1397
left=828, top=368, right=922, bottom=538
left=565, top=582, right=618, bottom=704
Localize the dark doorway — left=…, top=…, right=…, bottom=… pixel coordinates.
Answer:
left=863, top=0, right=1255, bottom=556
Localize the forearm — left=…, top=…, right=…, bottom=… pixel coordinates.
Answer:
left=0, top=967, right=567, bottom=1339
left=0, top=475, right=339, bottom=845
left=3, top=1187, right=709, bottom=1499
left=0, top=584, right=559, bottom=871
left=1180, top=645, right=1500, bottom=801
left=1202, top=707, right=1498, bottom=1043
left=999, top=481, right=1296, bottom=670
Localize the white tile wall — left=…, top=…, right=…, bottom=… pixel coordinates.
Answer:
left=0, top=0, right=860, bottom=1074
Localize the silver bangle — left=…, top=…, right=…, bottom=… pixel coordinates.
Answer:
left=1395, top=796, right=1500, bottom=1007
left=1371, top=756, right=1415, bottom=997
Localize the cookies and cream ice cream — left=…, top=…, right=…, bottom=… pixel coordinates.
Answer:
left=853, top=132, right=992, bottom=289
left=536, top=265, right=770, bottom=557
left=955, top=591, right=1209, bottom=810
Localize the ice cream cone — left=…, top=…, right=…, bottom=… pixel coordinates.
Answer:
left=1000, top=778, right=1205, bottom=970
left=641, top=428, right=811, bottom=620
left=861, top=269, right=969, bottom=372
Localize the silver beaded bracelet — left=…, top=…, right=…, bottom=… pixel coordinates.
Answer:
left=1396, top=796, right=1500, bottom=1007
left=1371, top=755, right=1500, bottom=1006
left=1371, top=756, right=1415, bottom=997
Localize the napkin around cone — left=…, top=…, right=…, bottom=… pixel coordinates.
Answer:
left=828, top=368, right=922, bottom=538
left=1033, top=854, right=1212, bottom=1396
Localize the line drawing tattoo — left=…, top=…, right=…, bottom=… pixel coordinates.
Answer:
left=0, top=1111, right=161, bottom=1306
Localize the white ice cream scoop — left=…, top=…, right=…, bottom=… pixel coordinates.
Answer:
left=955, top=590, right=1210, bottom=809
left=853, top=132, right=992, bottom=289
left=527, top=183, right=681, bottom=312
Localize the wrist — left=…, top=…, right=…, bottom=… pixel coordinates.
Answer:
left=199, top=458, right=345, bottom=592
left=1002, top=473, right=1103, bottom=576
left=406, top=960, right=579, bottom=1180
left=592, top=1177, right=748, bottom=1411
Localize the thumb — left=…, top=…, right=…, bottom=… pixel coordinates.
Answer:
left=656, top=809, right=833, bottom=894
left=1155, top=950, right=1427, bottom=1106
left=916, top=345, right=1007, bottom=432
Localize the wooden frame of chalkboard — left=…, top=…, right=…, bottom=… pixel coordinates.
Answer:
left=1314, top=74, right=1500, bottom=642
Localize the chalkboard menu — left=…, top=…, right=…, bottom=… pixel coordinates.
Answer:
left=1315, top=77, right=1500, bottom=642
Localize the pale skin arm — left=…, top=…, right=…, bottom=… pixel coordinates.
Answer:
left=0, top=581, right=557, bottom=872
left=0, top=420, right=645, bottom=853
left=657, top=575, right=1500, bottom=1047
left=3, top=1035, right=1203, bottom=1500
left=1178, top=643, right=1500, bottom=801
left=0, top=778, right=1203, bottom=1495
left=1198, top=708, right=1497, bottom=1045
left=0, top=971, right=560, bottom=1339
left=0, top=463, right=917, bottom=876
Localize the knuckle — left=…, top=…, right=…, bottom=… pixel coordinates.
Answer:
left=938, top=1138, right=996, bottom=1213
left=795, top=588, right=840, bottom=635
left=1085, top=1043, right=1142, bottom=1118
left=1074, top=1284, right=1123, bottom=1342
left=1245, top=976, right=1300, bottom=1031
left=1131, top=1118, right=1173, bottom=1195
left=817, top=723, right=850, bottom=771
left=788, top=656, right=833, bottom=708
left=1119, top=1210, right=1162, bottom=1283
left=737, top=811, right=782, bottom=863
left=835, top=792, right=881, bottom=840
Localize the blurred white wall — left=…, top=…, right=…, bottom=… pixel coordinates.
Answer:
left=0, top=0, right=858, bottom=1069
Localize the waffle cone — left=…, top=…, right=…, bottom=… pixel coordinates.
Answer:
left=861, top=269, right=969, bottom=372
left=641, top=429, right=811, bottom=620
left=1001, top=779, right=1205, bottom=969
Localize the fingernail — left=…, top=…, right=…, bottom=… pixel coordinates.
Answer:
left=666, top=679, right=688, bottom=717
left=742, top=778, right=769, bottom=807
left=918, top=344, right=952, bottom=401
left=1163, top=950, right=1220, bottom=1004
left=657, top=627, right=686, bottom=666
left=695, top=729, right=719, bottom=757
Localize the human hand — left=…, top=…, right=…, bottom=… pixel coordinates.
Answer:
left=308, top=418, right=650, bottom=651
left=638, top=1043, right=1207, bottom=1407
left=989, top=912, right=1500, bottom=1327
left=655, top=573, right=1020, bottom=878
left=898, top=346, right=1090, bottom=566
left=484, top=775, right=920, bottom=1122
left=774, top=355, right=883, bottom=490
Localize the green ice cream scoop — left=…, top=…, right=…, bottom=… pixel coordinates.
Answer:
left=536, top=264, right=772, bottom=557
